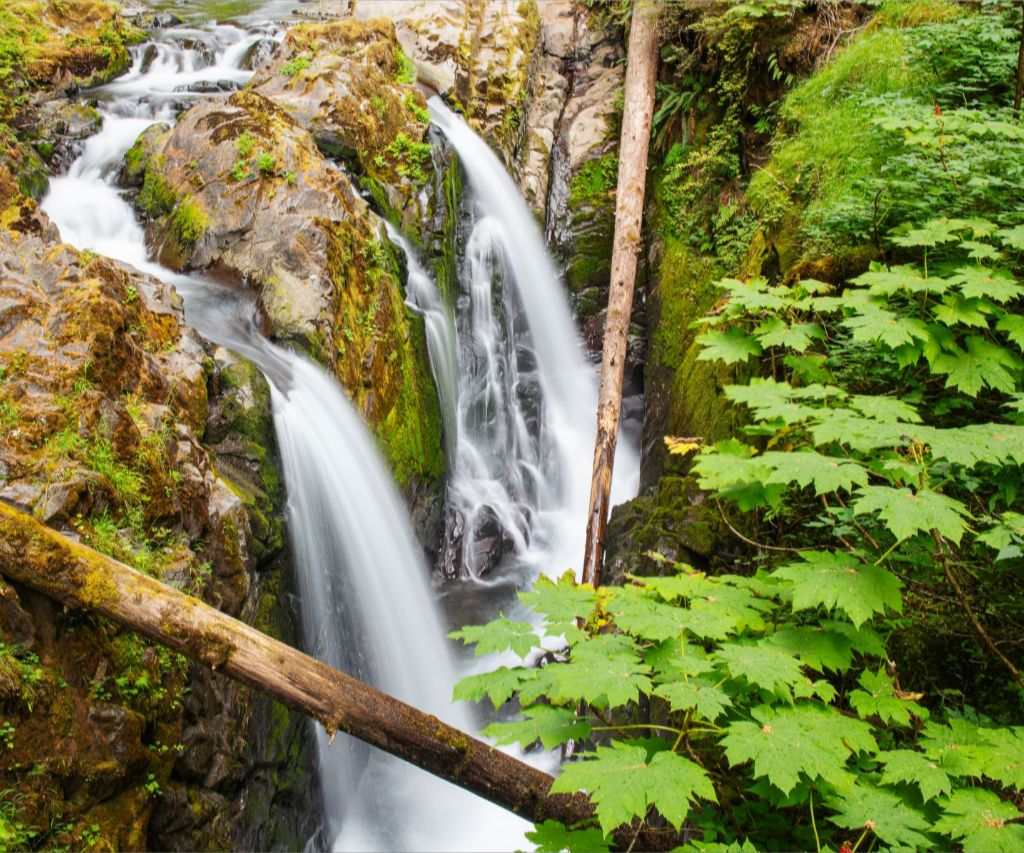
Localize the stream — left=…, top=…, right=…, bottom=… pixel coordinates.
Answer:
left=40, top=4, right=638, bottom=850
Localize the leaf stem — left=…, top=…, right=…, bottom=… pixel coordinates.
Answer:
left=851, top=826, right=870, bottom=853
left=809, top=788, right=821, bottom=853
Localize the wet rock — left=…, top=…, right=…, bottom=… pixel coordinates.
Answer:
left=604, top=476, right=727, bottom=588
left=120, top=122, right=170, bottom=187
left=349, top=1, right=542, bottom=165
left=240, top=37, right=279, bottom=71
left=150, top=12, right=185, bottom=29
left=131, top=87, right=444, bottom=498
left=174, top=79, right=240, bottom=94
left=31, top=101, right=104, bottom=175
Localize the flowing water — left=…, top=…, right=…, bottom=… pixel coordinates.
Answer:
left=40, top=5, right=638, bottom=850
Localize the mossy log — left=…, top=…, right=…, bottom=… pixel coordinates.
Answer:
left=583, top=0, right=660, bottom=586
left=0, top=501, right=590, bottom=828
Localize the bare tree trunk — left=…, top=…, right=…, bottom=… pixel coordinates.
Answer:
left=0, top=501, right=587, bottom=826
left=582, top=1, right=660, bottom=586
left=1015, top=1, right=1024, bottom=117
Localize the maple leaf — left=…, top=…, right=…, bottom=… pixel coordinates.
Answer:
left=654, top=677, right=732, bottom=722
left=768, top=624, right=855, bottom=672
left=826, top=783, right=933, bottom=849
left=997, top=313, right=1024, bottom=350
left=878, top=749, right=952, bottom=801
left=540, top=634, right=652, bottom=709
left=849, top=669, right=926, bottom=727
left=449, top=613, right=538, bottom=658
left=932, top=336, right=1021, bottom=396
left=891, top=219, right=961, bottom=247
left=483, top=705, right=591, bottom=750
left=965, top=726, right=1024, bottom=789
left=754, top=318, right=824, bottom=351
left=696, top=327, right=763, bottom=364
left=951, top=266, right=1024, bottom=303
left=772, top=551, right=902, bottom=627
left=519, top=573, right=597, bottom=633
left=715, top=640, right=806, bottom=695
left=848, top=395, right=921, bottom=424
left=525, top=821, right=610, bottom=853
left=607, top=588, right=688, bottom=642
left=722, top=703, right=876, bottom=795
left=759, top=450, right=869, bottom=495
left=452, top=666, right=537, bottom=708
left=934, top=789, right=1024, bottom=853
left=550, top=742, right=715, bottom=836
left=852, top=485, right=970, bottom=544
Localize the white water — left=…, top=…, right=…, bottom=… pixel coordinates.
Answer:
left=427, top=99, right=639, bottom=582
left=40, top=16, right=529, bottom=853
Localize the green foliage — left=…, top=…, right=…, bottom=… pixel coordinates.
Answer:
left=383, top=132, right=432, bottom=185
left=394, top=49, right=416, bottom=84
left=281, top=54, right=310, bottom=77
left=256, top=151, right=276, bottom=176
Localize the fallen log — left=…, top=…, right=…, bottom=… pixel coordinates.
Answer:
left=0, top=500, right=590, bottom=827
left=582, top=0, right=661, bottom=586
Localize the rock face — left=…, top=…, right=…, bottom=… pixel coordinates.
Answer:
left=0, top=187, right=317, bottom=850
left=131, top=83, right=444, bottom=498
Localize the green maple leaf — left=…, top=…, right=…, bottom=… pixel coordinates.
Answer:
left=519, top=572, right=597, bottom=632
left=550, top=742, right=715, bottom=836
left=997, top=313, right=1024, bottom=350
left=607, top=588, right=687, bottom=642
left=768, top=624, right=855, bottom=672
left=483, top=705, right=591, bottom=750
left=696, top=327, right=763, bottom=364
left=959, top=240, right=1001, bottom=261
left=843, top=301, right=923, bottom=349
left=772, top=551, right=902, bottom=627
left=715, top=640, right=805, bottom=694
left=848, top=395, right=922, bottom=424
left=525, top=821, right=610, bottom=853
left=449, top=614, right=538, bottom=658
left=849, top=668, right=926, bottom=727
left=935, top=789, right=1024, bottom=853
left=932, top=294, right=992, bottom=328
left=639, top=572, right=716, bottom=603
left=920, top=719, right=988, bottom=776
left=654, top=677, right=732, bottom=722
left=722, top=703, right=876, bottom=795
left=810, top=409, right=903, bottom=452
left=759, top=450, right=869, bottom=495
left=879, top=749, right=952, bottom=801
left=826, top=783, right=933, bottom=849
left=645, top=640, right=716, bottom=681
left=853, top=264, right=939, bottom=296
left=999, top=223, right=1024, bottom=251
left=725, top=379, right=842, bottom=424
left=452, top=666, right=537, bottom=708
left=952, top=266, right=1024, bottom=303
left=852, top=485, right=971, bottom=544
left=540, top=634, right=651, bottom=709
left=967, top=726, right=1024, bottom=789
left=754, top=318, right=824, bottom=351
left=932, top=336, right=1021, bottom=397
left=891, top=219, right=961, bottom=247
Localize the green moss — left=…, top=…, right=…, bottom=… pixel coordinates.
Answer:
left=566, top=153, right=618, bottom=293
left=384, top=132, right=432, bottom=186
left=138, top=170, right=176, bottom=219
left=282, top=54, right=310, bottom=77
left=171, top=196, right=209, bottom=252
left=394, top=48, right=416, bottom=84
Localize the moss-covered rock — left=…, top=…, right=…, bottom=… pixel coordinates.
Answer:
left=250, top=18, right=435, bottom=239
left=130, top=83, right=443, bottom=496
left=604, top=475, right=726, bottom=588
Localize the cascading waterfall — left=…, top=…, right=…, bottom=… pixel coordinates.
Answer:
left=424, top=98, right=639, bottom=582
left=40, top=15, right=528, bottom=853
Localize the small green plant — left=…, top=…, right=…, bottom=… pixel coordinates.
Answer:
left=394, top=49, right=416, bottom=84
left=231, top=159, right=249, bottom=181
left=404, top=92, right=430, bottom=124
left=80, top=823, right=101, bottom=849
left=283, top=170, right=297, bottom=186
left=0, top=721, right=16, bottom=750
left=384, top=132, right=432, bottom=185
left=124, top=286, right=137, bottom=304
left=370, top=94, right=387, bottom=118
left=282, top=54, right=310, bottom=77
left=144, top=774, right=162, bottom=797
left=235, top=131, right=255, bottom=158
left=256, top=151, right=276, bottom=176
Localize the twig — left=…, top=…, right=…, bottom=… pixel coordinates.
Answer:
left=715, top=500, right=809, bottom=554
left=932, top=530, right=1024, bottom=689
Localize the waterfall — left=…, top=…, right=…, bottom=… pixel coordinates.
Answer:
left=40, top=16, right=528, bottom=852
left=423, top=98, right=639, bottom=582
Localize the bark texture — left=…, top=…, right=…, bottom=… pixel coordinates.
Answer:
left=582, top=1, right=660, bottom=586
